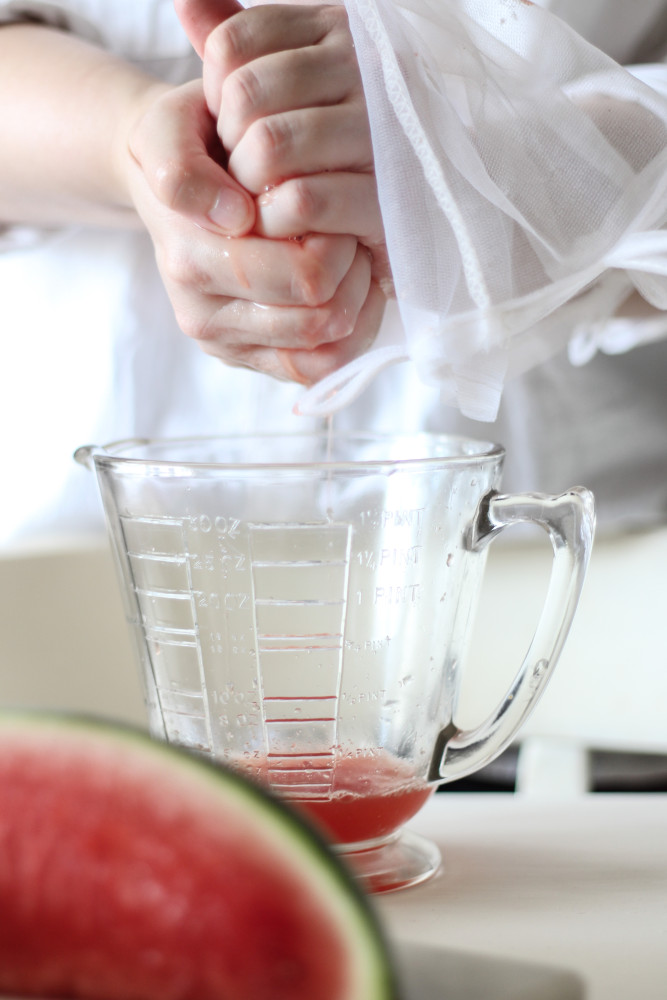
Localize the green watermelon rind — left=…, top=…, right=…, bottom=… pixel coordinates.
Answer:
left=0, top=710, right=398, bottom=1000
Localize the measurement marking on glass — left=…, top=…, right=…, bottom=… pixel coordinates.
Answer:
left=251, top=559, right=348, bottom=568
left=143, top=635, right=198, bottom=647
left=249, top=522, right=351, bottom=796
left=143, top=625, right=198, bottom=639
left=256, top=640, right=343, bottom=650
left=134, top=587, right=191, bottom=599
left=126, top=552, right=188, bottom=564
left=120, top=513, right=214, bottom=751
left=263, top=695, right=338, bottom=700
left=254, top=598, right=345, bottom=606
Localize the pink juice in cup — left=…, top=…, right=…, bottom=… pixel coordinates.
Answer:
left=241, top=749, right=434, bottom=845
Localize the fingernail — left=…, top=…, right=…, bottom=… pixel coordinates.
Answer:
left=208, top=188, right=251, bottom=233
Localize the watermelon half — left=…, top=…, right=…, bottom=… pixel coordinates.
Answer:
left=0, top=712, right=398, bottom=1000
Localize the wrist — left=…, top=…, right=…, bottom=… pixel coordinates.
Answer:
left=109, top=74, right=173, bottom=218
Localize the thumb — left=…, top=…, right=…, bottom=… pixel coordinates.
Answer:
left=174, top=0, right=244, bottom=58
left=130, top=81, right=255, bottom=236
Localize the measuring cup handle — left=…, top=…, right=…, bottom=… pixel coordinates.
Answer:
left=428, top=486, right=596, bottom=784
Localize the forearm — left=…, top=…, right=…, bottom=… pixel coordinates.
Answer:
left=0, top=10, right=385, bottom=389
left=0, top=23, right=170, bottom=229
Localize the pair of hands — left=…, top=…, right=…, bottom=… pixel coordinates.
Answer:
left=125, top=0, right=390, bottom=385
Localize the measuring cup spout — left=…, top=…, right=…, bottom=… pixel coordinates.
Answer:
left=73, top=445, right=98, bottom=470
left=74, top=438, right=152, bottom=469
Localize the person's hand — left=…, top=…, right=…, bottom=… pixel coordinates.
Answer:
left=185, top=1, right=392, bottom=294
left=123, top=78, right=384, bottom=382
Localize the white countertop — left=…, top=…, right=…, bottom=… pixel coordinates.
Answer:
left=381, top=794, right=667, bottom=1000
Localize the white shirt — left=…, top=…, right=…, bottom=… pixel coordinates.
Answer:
left=2, top=0, right=667, bottom=544
left=537, top=0, right=666, bottom=63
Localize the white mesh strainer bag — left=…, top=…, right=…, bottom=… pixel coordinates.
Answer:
left=297, top=0, right=667, bottom=420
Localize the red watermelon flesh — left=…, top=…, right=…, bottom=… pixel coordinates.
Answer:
left=0, top=714, right=396, bottom=1000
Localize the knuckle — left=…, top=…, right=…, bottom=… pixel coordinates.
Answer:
left=235, top=117, right=293, bottom=192
left=284, top=178, right=324, bottom=228
left=194, top=311, right=222, bottom=345
left=303, top=305, right=353, bottom=346
left=251, top=115, right=292, bottom=170
left=320, top=3, right=350, bottom=36
left=172, top=303, right=206, bottom=345
left=320, top=304, right=355, bottom=342
left=189, top=313, right=244, bottom=359
left=157, top=241, right=208, bottom=296
left=176, top=305, right=210, bottom=345
left=205, top=17, right=253, bottom=72
left=319, top=6, right=362, bottom=84
left=289, top=309, right=330, bottom=348
left=289, top=235, right=357, bottom=305
left=222, top=67, right=262, bottom=133
left=291, top=255, right=339, bottom=307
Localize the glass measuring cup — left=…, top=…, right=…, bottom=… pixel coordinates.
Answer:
left=76, top=432, right=595, bottom=893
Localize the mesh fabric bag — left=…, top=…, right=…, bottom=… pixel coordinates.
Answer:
left=298, top=0, right=667, bottom=419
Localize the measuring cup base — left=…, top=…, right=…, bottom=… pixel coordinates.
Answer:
left=335, top=828, right=441, bottom=894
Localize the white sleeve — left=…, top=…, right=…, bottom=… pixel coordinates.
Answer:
left=0, top=3, right=104, bottom=252
left=297, top=0, right=667, bottom=422
left=0, top=0, right=196, bottom=64
left=0, top=0, right=196, bottom=252
left=0, top=1, right=101, bottom=42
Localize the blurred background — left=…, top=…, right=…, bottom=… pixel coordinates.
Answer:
left=3, top=522, right=665, bottom=797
